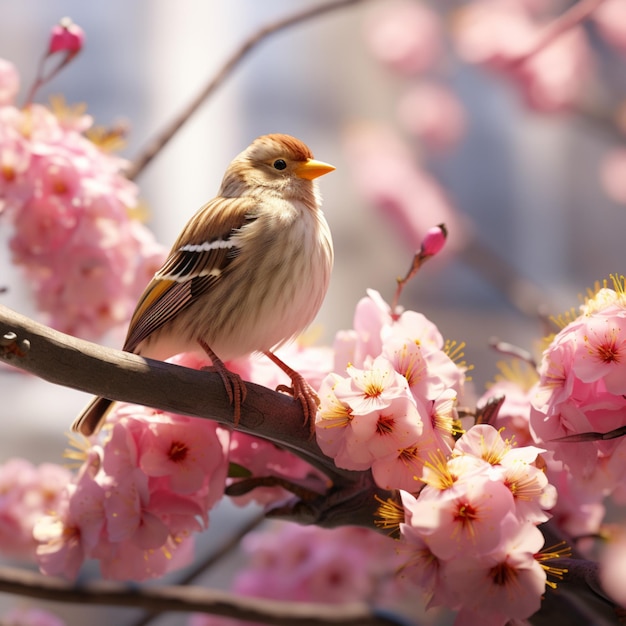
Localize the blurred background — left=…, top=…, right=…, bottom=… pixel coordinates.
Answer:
left=1, top=0, right=626, bottom=624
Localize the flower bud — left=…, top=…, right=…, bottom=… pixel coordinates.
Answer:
left=421, top=223, right=447, bottom=257
left=48, top=17, right=85, bottom=55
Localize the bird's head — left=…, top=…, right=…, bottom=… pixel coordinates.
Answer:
left=221, top=133, right=335, bottom=200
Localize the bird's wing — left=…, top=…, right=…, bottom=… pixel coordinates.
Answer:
left=123, top=196, right=258, bottom=353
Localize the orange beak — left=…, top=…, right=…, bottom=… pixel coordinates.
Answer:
left=294, top=158, right=336, bottom=181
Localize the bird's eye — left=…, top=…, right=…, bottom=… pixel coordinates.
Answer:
left=273, top=159, right=287, bottom=171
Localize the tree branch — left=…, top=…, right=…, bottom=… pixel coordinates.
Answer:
left=0, top=305, right=391, bottom=529
left=125, top=0, right=367, bottom=181
left=0, top=564, right=407, bottom=626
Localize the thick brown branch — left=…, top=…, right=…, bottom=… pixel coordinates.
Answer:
left=125, top=0, right=366, bottom=181
left=0, top=305, right=393, bottom=529
left=0, top=564, right=404, bottom=626
left=0, top=306, right=341, bottom=476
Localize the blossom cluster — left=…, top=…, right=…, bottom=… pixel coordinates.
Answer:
left=34, top=398, right=230, bottom=581
left=399, top=425, right=555, bottom=624
left=0, top=57, right=165, bottom=339
left=0, top=458, right=70, bottom=560
left=530, top=279, right=626, bottom=506
left=189, top=522, right=405, bottom=626
left=313, top=289, right=558, bottom=624
left=315, top=288, right=467, bottom=490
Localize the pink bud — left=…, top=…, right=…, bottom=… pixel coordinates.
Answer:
left=48, top=17, right=85, bottom=55
left=421, top=223, right=447, bottom=257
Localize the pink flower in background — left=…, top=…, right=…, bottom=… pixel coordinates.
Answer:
left=600, top=529, right=626, bottom=607
left=0, top=458, right=72, bottom=560
left=343, top=125, right=467, bottom=253
left=516, top=26, right=592, bottom=112
left=232, top=523, right=403, bottom=605
left=364, top=0, right=442, bottom=75
left=601, top=148, right=626, bottom=205
left=479, top=370, right=537, bottom=447
left=0, top=59, right=19, bottom=106
left=593, top=0, right=626, bottom=54
left=454, top=2, right=592, bottom=112
left=397, top=82, right=467, bottom=151
left=0, top=63, right=167, bottom=338
left=454, top=2, right=538, bottom=67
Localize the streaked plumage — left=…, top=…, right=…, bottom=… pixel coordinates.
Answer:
left=72, top=134, right=334, bottom=435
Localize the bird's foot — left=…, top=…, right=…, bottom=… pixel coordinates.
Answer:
left=198, top=340, right=247, bottom=426
left=264, top=351, right=320, bottom=434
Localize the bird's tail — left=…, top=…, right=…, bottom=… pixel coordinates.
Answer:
left=71, top=396, right=115, bottom=436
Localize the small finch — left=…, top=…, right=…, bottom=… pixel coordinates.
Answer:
left=71, top=133, right=335, bottom=436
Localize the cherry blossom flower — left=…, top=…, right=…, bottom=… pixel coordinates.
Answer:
left=364, top=0, right=443, bottom=75
left=0, top=65, right=167, bottom=338
left=593, top=0, right=626, bottom=53
left=397, top=82, right=467, bottom=151
left=0, top=458, right=72, bottom=560
left=343, top=125, right=466, bottom=252
left=439, top=515, right=547, bottom=624
left=401, top=472, right=516, bottom=560
left=600, top=148, right=626, bottom=205
left=530, top=278, right=626, bottom=484
left=0, top=59, right=19, bottom=106
left=600, top=528, right=626, bottom=607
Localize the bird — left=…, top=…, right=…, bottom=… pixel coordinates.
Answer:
left=71, top=133, right=335, bottom=436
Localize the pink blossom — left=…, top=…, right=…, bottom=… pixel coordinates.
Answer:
left=334, top=289, right=392, bottom=370
left=0, top=59, right=19, bottom=106
left=440, top=515, right=547, bottom=623
left=515, top=26, right=592, bottom=112
left=452, top=424, right=556, bottom=524
left=594, top=0, right=626, bottom=53
left=1, top=90, right=167, bottom=339
left=397, top=83, right=466, bottom=151
left=94, top=532, right=195, bottom=581
left=34, top=461, right=105, bottom=579
left=454, top=2, right=592, bottom=111
left=401, top=472, right=516, bottom=560
left=364, top=0, right=442, bottom=75
left=48, top=17, right=85, bottom=55
left=232, top=523, right=403, bottom=605
left=228, top=431, right=327, bottom=506
left=479, top=375, right=536, bottom=446
left=343, top=125, right=467, bottom=253
left=316, top=358, right=427, bottom=474
left=599, top=528, right=626, bottom=607
left=0, top=458, right=72, bottom=560
left=454, top=2, right=538, bottom=67
left=138, top=415, right=229, bottom=495
left=544, top=455, right=606, bottom=538
left=370, top=414, right=441, bottom=491
left=600, top=148, right=626, bottom=205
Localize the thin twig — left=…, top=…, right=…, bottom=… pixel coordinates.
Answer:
left=125, top=0, right=366, bottom=181
left=510, top=0, right=607, bottom=66
left=0, top=564, right=405, bottom=626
